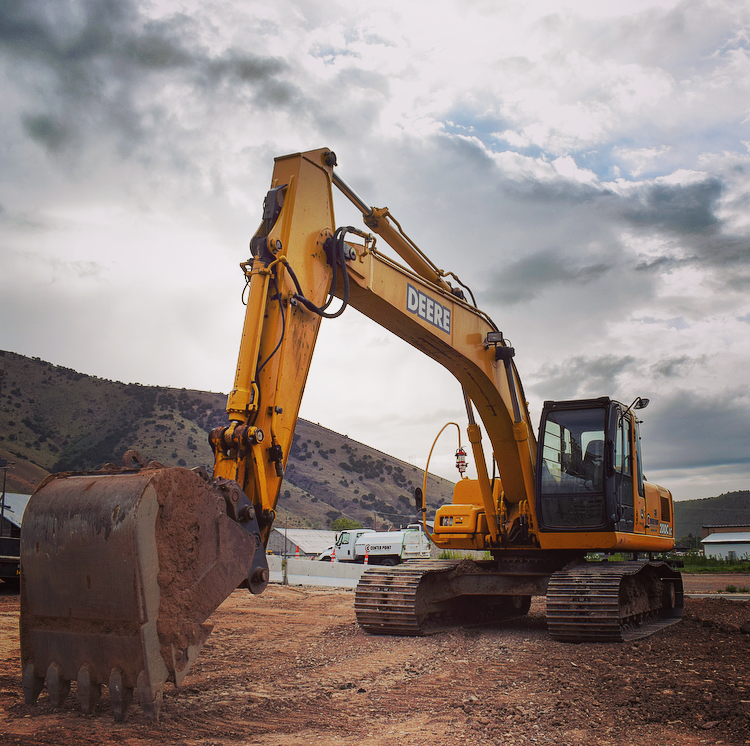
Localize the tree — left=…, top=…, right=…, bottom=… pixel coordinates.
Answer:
left=676, top=533, right=700, bottom=551
left=331, top=517, right=363, bottom=531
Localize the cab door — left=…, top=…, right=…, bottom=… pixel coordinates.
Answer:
left=613, top=410, right=635, bottom=532
left=335, top=531, right=354, bottom=559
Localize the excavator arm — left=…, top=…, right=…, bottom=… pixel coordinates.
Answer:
left=209, top=149, right=338, bottom=548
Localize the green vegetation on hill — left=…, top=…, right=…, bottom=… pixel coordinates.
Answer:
left=0, top=350, right=454, bottom=529
left=674, top=491, right=750, bottom=548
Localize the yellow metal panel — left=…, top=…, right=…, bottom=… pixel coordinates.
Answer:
left=539, top=530, right=675, bottom=553
left=452, top=478, right=483, bottom=506
left=434, top=504, right=481, bottom=533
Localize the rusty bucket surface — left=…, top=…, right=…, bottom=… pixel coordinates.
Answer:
left=20, top=466, right=260, bottom=720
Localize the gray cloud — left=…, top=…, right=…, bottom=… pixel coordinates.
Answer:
left=589, top=0, right=742, bottom=79
left=623, top=179, right=722, bottom=235
left=21, top=114, right=70, bottom=152
left=49, top=258, right=109, bottom=281
left=0, top=204, right=49, bottom=230
left=0, top=1, right=138, bottom=70
left=701, top=236, right=750, bottom=271
left=622, top=179, right=750, bottom=278
left=530, top=354, right=638, bottom=401
left=634, top=255, right=681, bottom=273
left=650, top=355, right=701, bottom=379
left=645, top=389, right=750, bottom=471
left=1, top=0, right=299, bottom=161
left=486, top=249, right=613, bottom=304
left=479, top=169, right=748, bottom=303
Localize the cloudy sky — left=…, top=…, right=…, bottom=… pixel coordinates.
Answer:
left=1, top=0, right=749, bottom=500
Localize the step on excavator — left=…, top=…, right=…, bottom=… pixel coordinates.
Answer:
left=20, top=148, right=683, bottom=720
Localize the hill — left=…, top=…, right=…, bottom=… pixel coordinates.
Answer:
left=6, top=349, right=746, bottom=539
left=673, top=491, right=750, bottom=544
left=0, top=350, right=455, bottom=530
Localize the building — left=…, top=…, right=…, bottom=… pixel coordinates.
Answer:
left=702, top=524, right=750, bottom=539
left=0, top=492, right=31, bottom=539
left=701, top=531, right=750, bottom=561
left=266, top=528, right=337, bottom=558
left=1, top=493, right=31, bottom=583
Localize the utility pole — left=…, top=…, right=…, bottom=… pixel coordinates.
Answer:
left=283, top=519, right=288, bottom=585
left=0, top=458, right=8, bottom=538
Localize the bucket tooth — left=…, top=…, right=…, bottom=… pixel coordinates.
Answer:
left=76, top=665, right=102, bottom=715
left=45, top=662, right=70, bottom=708
left=137, top=671, right=163, bottom=722
left=108, top=669, right=133, bottom=722
left=22, top=662, right=44, bottom=705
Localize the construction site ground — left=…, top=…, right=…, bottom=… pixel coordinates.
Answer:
left=0, top=574, right=749, bottom=746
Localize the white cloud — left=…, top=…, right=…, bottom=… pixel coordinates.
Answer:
left=615, top=146, right=673, bottom=177
left=552, top=155, right=598, bottom=184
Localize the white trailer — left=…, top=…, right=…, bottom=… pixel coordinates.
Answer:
left=318, top=524, right=432, bottom=565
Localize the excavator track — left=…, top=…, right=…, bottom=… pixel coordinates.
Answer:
left=356, top=558, right=684, bottom=642
left=355, top=559, right=541, bottom=635
left=546, top=561, right=684, bottom=642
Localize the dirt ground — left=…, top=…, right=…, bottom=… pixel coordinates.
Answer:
left=1, top=575, right=749, bottom=746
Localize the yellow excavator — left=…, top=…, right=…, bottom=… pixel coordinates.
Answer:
left=19, top=148, right=682, bottom=721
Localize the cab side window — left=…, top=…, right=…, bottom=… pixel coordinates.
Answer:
left=614, top=413, right=634, bottom=529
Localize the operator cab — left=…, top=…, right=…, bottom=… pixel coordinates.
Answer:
left=535, top=396, right=648, bottom=534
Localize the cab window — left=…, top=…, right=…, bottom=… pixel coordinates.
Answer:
left=614, top=411, right=635, bottom=529
left=538, top=408, right=606, bottom=528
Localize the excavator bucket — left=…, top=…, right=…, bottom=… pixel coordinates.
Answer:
left=19, top=463, right=267, bottom=721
